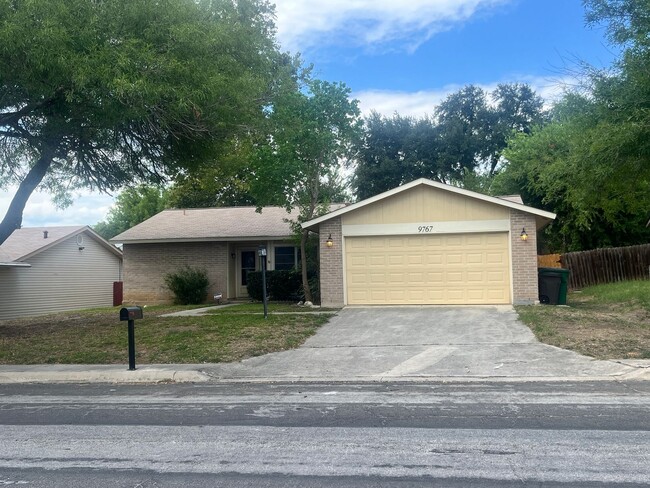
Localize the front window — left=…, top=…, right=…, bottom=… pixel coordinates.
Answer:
left=274, top=246, right=296, bottom=271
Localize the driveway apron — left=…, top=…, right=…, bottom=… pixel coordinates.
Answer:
left=204, top=306, right=638, bottom=381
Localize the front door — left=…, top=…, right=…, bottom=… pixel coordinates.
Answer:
left=238, top=249, right=257, bottom=297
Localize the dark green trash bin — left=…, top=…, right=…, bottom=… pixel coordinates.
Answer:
left=538, top=267, right=570, bottom=305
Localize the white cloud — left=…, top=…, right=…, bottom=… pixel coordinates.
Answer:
left=0, top=188, right=114, bottom=228
left=274, top=0, right=510, bottom=53
left=353, top=75, right=570, bottom=117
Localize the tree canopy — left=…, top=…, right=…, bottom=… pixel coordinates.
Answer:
left=0, top=0, right=281, bottom=244
left=494, top=0, right=650, bottom=252
left=352, top=83, right=546, bottom=200
left=94, top=185, right=169, bottom=240
left=249, top=74, right=362, bottom=301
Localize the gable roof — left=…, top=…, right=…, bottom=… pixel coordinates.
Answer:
left=111, top=205, right=345, bottom=244
left=302, top=178, right=556, bottom=230
left=0, top=226, right=122, bottom=262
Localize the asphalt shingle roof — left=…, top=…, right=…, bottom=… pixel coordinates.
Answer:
left=0, top=226, right=85, bottom=261
left=111, top=206, right=344, bottom=243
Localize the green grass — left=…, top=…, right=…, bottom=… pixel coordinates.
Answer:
left=0, top=304, right=331, bottom=364
left=579, top=280, right=650, bottom=311
left=516, top=280, right=650, bottom=359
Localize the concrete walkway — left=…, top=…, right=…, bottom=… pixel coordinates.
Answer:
left=1, top=306, right=649, bottom=384
left=160, top=304, right=236, bottom=316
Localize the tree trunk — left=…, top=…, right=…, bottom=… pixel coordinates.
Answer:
left=0, top=150, right=54, bottom=245
left=300, top=228, right=313, bottom=303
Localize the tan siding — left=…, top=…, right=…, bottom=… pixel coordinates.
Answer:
left=342, top=185, right=510, bottom=225
left=0, top=231, right=122, bottom=320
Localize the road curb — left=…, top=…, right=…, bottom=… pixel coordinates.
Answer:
left=0, top=369, right=212, bottom=384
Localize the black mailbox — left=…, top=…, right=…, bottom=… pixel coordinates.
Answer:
left=120, top=306, right=143, bottom=321
left=120, top=306, right=143, bottom=371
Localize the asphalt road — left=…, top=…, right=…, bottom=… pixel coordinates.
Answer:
left=1, top=381, right=650, bottom=487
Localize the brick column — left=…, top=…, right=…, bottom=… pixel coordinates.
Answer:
left=510, top=210, right=539, bottom=304
left=319, top=218, right=345, bottom=307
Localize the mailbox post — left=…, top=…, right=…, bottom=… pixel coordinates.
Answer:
left=258, top=245, right=268, bottom=319
left=119, top=306, right=143, bottom=370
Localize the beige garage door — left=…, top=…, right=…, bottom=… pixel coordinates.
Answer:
left=345, top=233, right=511, bottom=305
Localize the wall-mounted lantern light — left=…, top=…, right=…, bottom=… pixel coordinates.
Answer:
left=326, top=234, right=333, bottom=248
left=230, top=252, right=236, bottom=259
left=520, top=228, right=529, bottom=241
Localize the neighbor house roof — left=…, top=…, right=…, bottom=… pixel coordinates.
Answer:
left=0, top=247, right=29, bottom=267
left=302, top=178, right=556, bottom=231
left=111, top=205, right=346, bottom=244
left=0, top=226, right=122, bottom=263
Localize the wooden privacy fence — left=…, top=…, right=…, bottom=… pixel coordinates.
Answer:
left=537, top=254, right=562, bottom=268
left=540, top=244, right=650, bottom=290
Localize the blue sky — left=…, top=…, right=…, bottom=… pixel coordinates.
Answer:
left=1, top=0, right=618, bottom=228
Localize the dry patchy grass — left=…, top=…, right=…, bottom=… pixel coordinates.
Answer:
left=516, top=281, right=650, bottom=359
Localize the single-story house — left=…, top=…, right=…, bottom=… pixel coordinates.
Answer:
left=0, top=226, right=123, bottom=320
left=114, top=178, right=554, bottom=307
left=303, top=178, right=555, bottom=307
left=111, top=206, right=337, bottom=304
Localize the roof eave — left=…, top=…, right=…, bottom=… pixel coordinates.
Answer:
left=0, top=262, right=31, bottom=268
left=112, top=235, right=295, bottom=245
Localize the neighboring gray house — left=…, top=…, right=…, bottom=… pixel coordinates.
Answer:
left=0, top=226, right=123, bottom=320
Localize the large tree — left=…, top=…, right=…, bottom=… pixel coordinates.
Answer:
left=0, top=0, right=280, bottom=244
left=493, top=0, right=650, bottom=252
left=250, top=75, right=362, bottom=302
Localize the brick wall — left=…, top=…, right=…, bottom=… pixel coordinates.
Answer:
left=123, top=242, right=228, bottom=304
left=510, top=211, right=539, bottom=304
left=319, top=218, right=344, bottom=307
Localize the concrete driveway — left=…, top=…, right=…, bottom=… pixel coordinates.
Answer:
left=204, top=306, right=643, bottom=381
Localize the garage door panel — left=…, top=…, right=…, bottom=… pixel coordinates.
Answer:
left=486, top=252, right=505, bottom=264
left=345, top=233, right=510, bottom=305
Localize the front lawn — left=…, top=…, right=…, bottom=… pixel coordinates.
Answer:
left=516, top=280, right=650, bottom=359
left=0, top=304, right=332, bottom=364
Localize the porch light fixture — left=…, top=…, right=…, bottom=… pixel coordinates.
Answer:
left=520, top=228, right=529, bottom=241
left=326, top=234, right=333, bottom=248
left=230, top=252, right=236, bottom=259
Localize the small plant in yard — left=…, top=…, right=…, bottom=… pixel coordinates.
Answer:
left=164, top=266, right=210, bottom=305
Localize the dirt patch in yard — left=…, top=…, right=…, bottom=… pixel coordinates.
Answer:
left=516, top=287, right=650, bottom=359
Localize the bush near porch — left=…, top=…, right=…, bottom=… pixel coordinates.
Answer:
left=247, top=270, right=320, bottom=303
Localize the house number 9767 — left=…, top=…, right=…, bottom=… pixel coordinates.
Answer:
left=418, top=226, right=433, bottom=233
